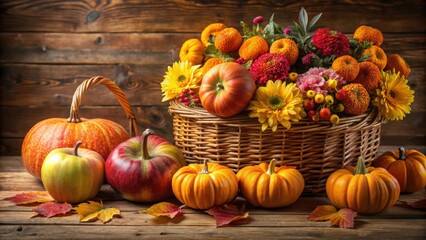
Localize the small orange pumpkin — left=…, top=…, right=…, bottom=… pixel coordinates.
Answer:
left=374, top=147, right=426, bottom=193
left=237, top=159, right=304, bottom=208
left=326, top=157, right=400, bottom=214
left=172, top=160, right=238, bottom=210
left=179, top=38, right=205, bottom=65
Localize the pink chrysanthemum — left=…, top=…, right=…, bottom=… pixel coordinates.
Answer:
left=302, top=53, right=315, bottom=65
left=296, top=67, right=346, bottom=94
left=253, top=16, right=264, bottom=24
left=312, top=28, right=350, bottom=57
left=284, top=27, right=292, bottom=35
left=234, top=57, right=246, bottom=65
left=249, top=53, right=290, bottom=85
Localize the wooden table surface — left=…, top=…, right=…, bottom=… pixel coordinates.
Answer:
left=1, top=150, right=425, bottom=240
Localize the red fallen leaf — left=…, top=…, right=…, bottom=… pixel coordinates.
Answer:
left=4, top=191, right=54, bottom=205
left=205, top=204, right=249, bottom=227
left=396, top=199, right=426, bottom=210
left=307, top=205, right=357, bottom=228
left=32, top=202, right=73, bottom=218
left=143, top=202, right=184, bottom=218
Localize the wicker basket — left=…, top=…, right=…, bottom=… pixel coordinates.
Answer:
left=169, top=100, right=385, bottom=194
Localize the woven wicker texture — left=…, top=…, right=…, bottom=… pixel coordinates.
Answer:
left=169, top=100, right=384, bottom=194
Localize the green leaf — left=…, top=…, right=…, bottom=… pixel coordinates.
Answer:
left=308, top=13, right=322, bottom=31
left=299, top=7, right=308, bottom=34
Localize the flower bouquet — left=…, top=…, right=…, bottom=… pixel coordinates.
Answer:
left=162, top=8, right=415, bottom=193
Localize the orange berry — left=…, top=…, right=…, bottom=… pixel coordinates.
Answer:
left=331, top=55, right=360, bottom=82
left=362, top=45, right=387, bottom=70
left=214, top=27, right=243, bottom=53
left=201, top=23, right=227, bottom=47
left=238, top=36, right=269, bottom=60
left=179, top=38, right=205, bottom=65
left=269, top=38, right=299, bottom=65
left=288, top=72, right=298, bottom=81
left=384, top=54, right=411, bottom=78
left=341, top=83, right=370, bottom=115
left=352, top=61, right=381, bottom=91
left=202, top=57, right=224, bottom=74
left=353, top=25, right=384, bottom=46
left=330, top=114, right=340, bottom=124
left=306, top=90, right=316, bottom=98
left=314, top=93, right=325, bottom=104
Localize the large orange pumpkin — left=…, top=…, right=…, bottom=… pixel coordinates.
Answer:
left=374, top=147, right=426, bottom=193
left=237, top=159, right=304, bottom=208
left=21, top=76, right=138, bottom=179
left=172, top=159, right=238, bottom=210
left=326, top=157, right=400, bottom=214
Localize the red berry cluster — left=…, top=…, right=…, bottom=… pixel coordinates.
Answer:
left=178, top=89, right=201, bottom=107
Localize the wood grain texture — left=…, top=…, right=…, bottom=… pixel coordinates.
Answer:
left=0, top=0, right=425, bottom=33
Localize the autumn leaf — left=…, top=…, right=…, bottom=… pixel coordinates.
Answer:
left=143, top=202, right=184, bottom=218
left=395, top=199, right=426, bottom=210
left=73, top=201, right=120, bottom=224
left=32, top=202, right=73, bottom=218
left=205, top=204, right=249, bottom=227
left=307, top=205, right=357, bottom=228
left=4, top=191, right=54, bottom=205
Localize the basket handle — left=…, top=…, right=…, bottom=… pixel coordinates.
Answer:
left=67, top=76, right=138, bottom=137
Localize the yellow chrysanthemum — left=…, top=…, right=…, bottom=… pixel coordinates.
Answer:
left=248, top=80, right=305, bottom=132
left=373, top=70, right=414, bottom=121
left=161, top=61, right=202, bottom=102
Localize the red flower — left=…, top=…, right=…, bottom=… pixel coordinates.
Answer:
left=253, top=16, right=264, bottom=24
left=249, top=53, right=290, bottom=85
left=312, top=28, right=350, bottom=57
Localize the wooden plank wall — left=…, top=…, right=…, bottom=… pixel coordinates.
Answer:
left=0, top=0, right=425, bottom=155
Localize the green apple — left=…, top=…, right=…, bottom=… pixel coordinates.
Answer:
left=41, top=141, right=105, bottom=203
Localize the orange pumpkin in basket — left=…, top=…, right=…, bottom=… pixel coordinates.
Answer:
left=237, top=159, right=304, bottom=208
left=172, top=159, right=238, bottom=210
left=326, top=157, right=400, bottom=214
left=374, top=147, right=426, bottom=193
left=21, top=76, right=138, bottom=179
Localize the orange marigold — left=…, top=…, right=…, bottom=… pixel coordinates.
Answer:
left=352, top=61, right=381, bottom=91
left=202, top=57, right=224, bottom=74
left=269, top=38, right=299, bottom=65
left=201, top=23, right=227, bottom=47
left=362, top=45, right=387, bottom=70
left=331, top=55, right=360, bottom=82
left=179, top=38, right=205, bottom=65
left=353, top=25, right=384, bottom=46
left=238, top=36, right=269, bottom=61
left=384, top=54, right=411, bottom=78
left=214, top=27, right=243, bottom=53
left=341, top=83, right=370, bottom=115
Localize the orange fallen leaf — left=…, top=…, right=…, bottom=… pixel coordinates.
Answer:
left=205, top=204, right=249, bottom=227
left=4, top=191, right=54, bottom=205
left=307, top=205, right=357, bottom=228
left=73, top=201, right=120, bottom=224
left=32, top=202, right=73, bottom=218
left=143, top=202, right=184, bottom=218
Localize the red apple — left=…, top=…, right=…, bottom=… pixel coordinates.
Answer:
left=41, top=141, right=105, bottom=203
left=105, top=129, right=185, bottom=202
left=335, top=89, right=348, bottom=101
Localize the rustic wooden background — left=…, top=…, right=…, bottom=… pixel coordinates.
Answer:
left=0, top=0, right=425, bottom=155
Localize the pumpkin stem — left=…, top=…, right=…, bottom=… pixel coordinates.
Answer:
left=398, top=147, right=407, bottom=160
left=74, top=141, right=82, bottom=157
left=199, top=159, right=209, bottom=174
left=354, top=157, right=368, bottom=175
left=141, top=129, right=154, bottom=160
left=266, top=159, right=277, bottom=175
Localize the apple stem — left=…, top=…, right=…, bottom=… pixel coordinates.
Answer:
left=74, top=141, right=82, bottom=156
left=266, top=159, right=277, bottom=175
left=142, top=129, right=154, bottom=160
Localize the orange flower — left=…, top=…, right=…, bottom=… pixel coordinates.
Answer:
left=331, top=55, right=360, bottom=82
left=214, top=27, right=243, bottom=53
left=179, top=39, right=205, bottom=65
left=269, top=38, right=299, bottom=65
left=353, top=25, right=383, bottom=46
left=362, top=45, right=387, bottom=70
left=341, top=83, right=370, bottom=115
left=384, top=54, right=411, bottom=78
left=238, top=36, right=269, bottom=61
left=201, top=23, right=227, bottom=47
left=202, top=57, right=224, bottom=74
left=352, top=62, right=381, bottom=91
